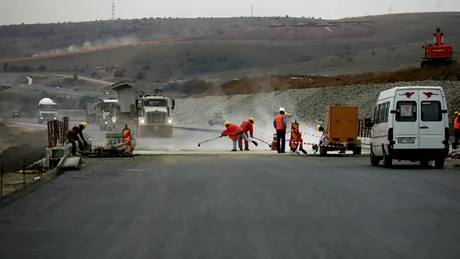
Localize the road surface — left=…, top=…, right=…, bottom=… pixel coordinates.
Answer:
left=1, top=155, right=460, bottom=258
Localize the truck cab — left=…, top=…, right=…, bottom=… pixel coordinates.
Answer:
left=209, top=109, right=225, bottom=126
left=37, top=98, right=58, bottom=124
left=136, top=94, right=175, bottom=138
left=97, top=98, right=119, bottom=131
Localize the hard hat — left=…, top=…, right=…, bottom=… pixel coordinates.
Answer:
left=249, top=117, right=255, bottom=123
left=455, top=111, right=459, bottom=115
left=224, top=120, right=230, bottom=126
left=285, top=112, right=288, bottom=116
left=81, top=122, right=88, bottom=128
left=279, top=107, right=285, bottom=112
left=316, top=124, right=321, bottom=131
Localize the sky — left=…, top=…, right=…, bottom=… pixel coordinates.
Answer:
left=1, top=0, right=460, bottom=25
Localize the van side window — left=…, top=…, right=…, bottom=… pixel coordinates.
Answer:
left=382, top=102, right=389, bottom=123
left=395, top=101, right=416, bottom=122
left=421, top=101, right=441, bottom=121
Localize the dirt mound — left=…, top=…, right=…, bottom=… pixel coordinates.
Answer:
left=194, top=65, right=460, bottom=97
left=0, top=144, right=46, bottom=174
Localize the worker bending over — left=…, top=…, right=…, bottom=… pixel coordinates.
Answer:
left=273, top=107, right=287, bottom=153
left=239, top=117, right=255, bottom=151
left=454, top=111, right=460, bottom=149
left=67, top=122, right=88, bottom=155
left=221, top=120, right=258, bottom=151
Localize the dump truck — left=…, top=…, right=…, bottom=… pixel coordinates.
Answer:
left=85, top=101, right=98, bottom=124
left=208, top=109, right=225, bottom=126
left=96, top=98, right=118, bottom=131
left=315, top=105, right=362, bottom=156
left=37, top=98, right=58, bottom=124
left=136, top=91, right=175, bottom=138
left=111, top=82, right=176, bottom=140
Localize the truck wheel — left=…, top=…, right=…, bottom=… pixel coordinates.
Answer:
left=208, top=120, right=213, bottom=126
left=353, top=147, right=362, bottom=155
left=434, top=157, right=445, bottom=169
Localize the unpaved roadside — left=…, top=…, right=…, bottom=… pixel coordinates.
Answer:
left=0, top=123, right=47, bottom=173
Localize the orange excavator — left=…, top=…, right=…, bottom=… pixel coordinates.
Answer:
left=421, top=27, right=456, bottom=68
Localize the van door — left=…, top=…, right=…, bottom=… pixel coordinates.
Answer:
left=393, top=90, right=419, bottom=149
left=418, top=89, right=445, bottom=149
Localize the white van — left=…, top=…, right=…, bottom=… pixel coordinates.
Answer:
left=369, top=86, right=449, bottom=168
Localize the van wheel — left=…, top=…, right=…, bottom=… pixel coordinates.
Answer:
left=434, top=158, right=445, bottom=169
left=383, top=151, right=392, bottom=168
left=370, top=155, right=380, bottom=166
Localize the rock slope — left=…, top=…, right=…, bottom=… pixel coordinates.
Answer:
left=175, top=80, right=460, bottom=126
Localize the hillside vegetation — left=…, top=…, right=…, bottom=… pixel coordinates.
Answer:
left=1, top=12, right=460, bottom=81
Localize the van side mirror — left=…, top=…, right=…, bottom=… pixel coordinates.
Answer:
left=441, top=109, right=447, bottom=113
left=364, top=118, right=373, bottom=127
left=390, top=110, right=396, bottom=114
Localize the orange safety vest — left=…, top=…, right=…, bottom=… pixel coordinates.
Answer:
left=222, top=124, right=244, bottom=141
left=240, top=120, right=253, bottom=135
left=454, top=116, right=460, bottom=130
left=274, top=114, right=285, bottom=130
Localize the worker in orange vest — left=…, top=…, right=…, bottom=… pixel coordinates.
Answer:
left=273, top=107, right=287, bottom=153
left=221, top=120, right=258, bottom=151
left=454, top=111, right=460, bottom=149
left=239, top=117, right=255, bottom=151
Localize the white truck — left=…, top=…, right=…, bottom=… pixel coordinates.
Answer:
left=96, top=98, right=119, bottom=131
left=208, top=109, right=225, bottom=126
left=85, top=101, right=98, bottom=124
left=136, top=91, right=175, bottom=138
left=37, top=98, right=58, bottom=124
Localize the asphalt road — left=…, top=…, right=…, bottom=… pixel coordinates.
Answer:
left=1, top=155, right=460, bottom=258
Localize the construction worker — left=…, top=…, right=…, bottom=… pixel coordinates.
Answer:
left=221, top=120, right=258, bottom=151
left=273, top=107, right=287, bottom=153
left=67, top=122, right=88, bottom=155
left=239, top=117, right=255, bottom=151
left=454, top=112, right=460, bottom=149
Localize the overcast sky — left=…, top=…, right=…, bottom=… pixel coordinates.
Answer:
left=1, top=0, right=460, bottom=25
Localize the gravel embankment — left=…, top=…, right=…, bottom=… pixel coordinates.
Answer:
left=175, top=80, right=460, bottom=126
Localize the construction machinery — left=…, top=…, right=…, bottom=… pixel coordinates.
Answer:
left=37, top=98, right=58, bottom=124
left=314, top=105, right=362, bottom=156
left=95, top=98, right=118, bottom=131
left=136, top=89, right=175, bottom=138
left=85, top=101, right=98, bottom=124
left=111, top=82, right=176, bottom=139
left=421, top=27, right=456, bottom=68
left=208, top=109, right=225, bottom=126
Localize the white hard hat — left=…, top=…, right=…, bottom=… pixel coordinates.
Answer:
left=279, top=107, right=285, bottom=112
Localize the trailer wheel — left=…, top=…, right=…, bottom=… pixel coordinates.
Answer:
left=319, top=146, right=327, bottom=156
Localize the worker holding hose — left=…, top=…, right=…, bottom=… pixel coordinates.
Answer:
left=239, top=117, right=255, bottom=151
left=221, top=120, right=258, bottom=151
left=67, top=122, right=88, bottom=155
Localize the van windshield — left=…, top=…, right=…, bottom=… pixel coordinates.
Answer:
left=421, top=101, right=442, bottom=121
left=396, top=101, right=416, bottom=122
